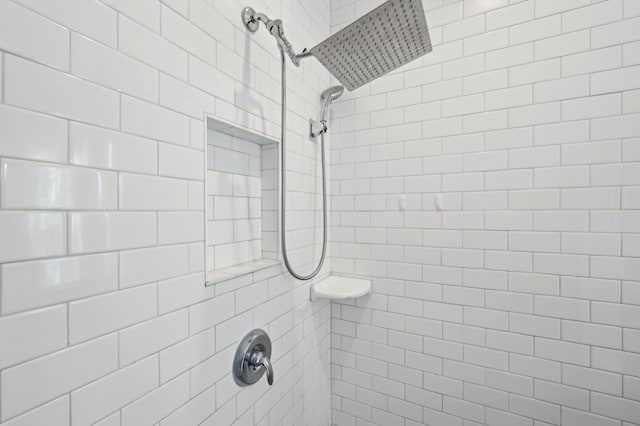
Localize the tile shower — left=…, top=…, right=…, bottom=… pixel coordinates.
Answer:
left=0, top=1, right=638, bottom=426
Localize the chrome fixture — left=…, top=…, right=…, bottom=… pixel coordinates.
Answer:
left=242, top=0, right=432, bottom=91
left=279, top=84, right=342, bottom=280
left=241, top=7, right=302, bottom=66
left=233, top=329, right=273, bottom=386
left=242, top=7, right=345, bottom=280
left=242, top=0, right=429, bottom=279
left=320, top=86, right=345, bottom=123
left=310, top=86, right=344, bottom=138
left=309, top=0, right=432, bottom=90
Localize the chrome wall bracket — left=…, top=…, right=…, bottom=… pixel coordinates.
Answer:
left=309, top=119, right=327, bottom=138
left=233, top=329, right=274, bottom=386
left=241, top=6, right=310, bottom=66
left=241, top=7, right=260, bottom=32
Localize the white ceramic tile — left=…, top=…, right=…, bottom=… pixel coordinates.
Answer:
left=68, top=284, right=157, bottom=344
left=534, top=380, right=589, bottom=411
left=159, top=142, right=203, bottom=180
left=535, top=337, right=590, bottom=367
left=70, top=355, right=159, bottom=426
left=200, top=397, right=236, bottom=426
left=159, top=73, right=216, bottom=119
left=510, top=58, right=561, bottom=86
left=563, top=364, right=622, bottom=396
left=0, top=212, right=66, bottom=263
left=0, top=105, right=68, bottom=162
left=118, top=15, right=187, bottom=79
left=442, top=15, right=485, bottom=42
left=562, top=320, right=622, bottom=349
left=562, top=0, right=622, bottom=32
left=486, top=44, right=533, bottom=71
left=4, top=55, right=119, bottom=129
left=0, top=334, right=118, bottom=420
left=510, top=15, right=561, bottom=45
left=119, top=245, right=190, bottom=288
left=120, top=95, right=190, bottom=146
left=562, top=46, right=622, bottom=78
left=0, top=2, right=333, bottom=426
left=188, top=54, right=235, bottom=104
left=215, top=310, right=253, bottom=351
left=71, top=33, right=158, bottom=102
left=561, top=140, right=621, bottom=166
left=1, top=159, right=117, bottom=210
left=0, top=0, right=69, bottom=70
left=69, top=212, right=156, bottom=254
left=160, top=5, right=216, bottom=65
left=592, top=114, right=640, bottom=140
left=119, top=310, right=189, bottom=366
left=593, top=347, right=640, bottom=377
left=121, top=373, right=189, bottom=426
left=157, top=272, right=212, bottom=315
left=159, top=385, right=215, bottom=426
left=535, top=0, right=590, bottom=17
left=159, top=327, right=216, bottom=383
left=0, top=396, right=69, bottom=426
left=13, top=0, right=116, bottom=47
left=1, top=1, right=639, bottom=425
left=592, top=16, right=640, bottom=49
left=93, top=412, right=120, bottom=426
left=69, top=122, right=158, bottom=174
left=119, top=173, right=189, bottom=211
left=535, top=30, right=590, bottom=61
left=534, top=75, right=589, bottom=103
left=0, top=253, right=118, bottom=315
left=100, top=0, right=160, bottom=31
left=591, top=301, right=640, bottom=328
left=0, top=306, right=67, bottom=370
left=158, top=212, right=203, bottom=245
left=188, top=292, right=235, bottom=335
left=591, top=392, right=640, bottom=423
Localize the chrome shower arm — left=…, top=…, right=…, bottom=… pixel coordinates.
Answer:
left=248, top=11, right=270, bottom=26
left=271, top=22, right=300, bottom=66
left=242, top=7, right=305, bottom=66
left=294, top=49, right=313, bottom=61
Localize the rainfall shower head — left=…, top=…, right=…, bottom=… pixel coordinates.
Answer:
left=309, top=0, right=432, bottom=91
left=320, top=86, right=344, bottom=122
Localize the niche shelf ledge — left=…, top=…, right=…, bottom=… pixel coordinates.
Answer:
left=310, top=276, right=371, bottom=300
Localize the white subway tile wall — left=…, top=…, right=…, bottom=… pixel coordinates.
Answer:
left=0, top=0, right=332, bottom=425
left=206, top=131, right=263, bottom=272
left=330, top=0, right=640, bottom=425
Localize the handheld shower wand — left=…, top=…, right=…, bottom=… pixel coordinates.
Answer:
left=311, top=86, right=345, bottom=138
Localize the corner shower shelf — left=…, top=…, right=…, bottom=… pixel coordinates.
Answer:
left=310, top=276, right=371, bottom=300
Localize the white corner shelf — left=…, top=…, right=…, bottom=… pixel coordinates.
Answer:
left=310, top=276, right=372, bottom=300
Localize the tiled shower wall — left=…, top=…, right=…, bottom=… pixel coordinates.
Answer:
left=0, top=0, right=332, bottom=424
left=206, top=131, right=264, bottom=271
left=329, top=0, right=640, bottom=425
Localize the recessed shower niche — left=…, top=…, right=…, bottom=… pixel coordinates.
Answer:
left=205, top=117, right=280, bottom=286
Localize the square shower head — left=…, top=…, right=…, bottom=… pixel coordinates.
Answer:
left=310, top=0, right=432, bottom=91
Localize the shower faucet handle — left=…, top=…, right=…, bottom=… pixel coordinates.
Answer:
left=233, top=329, right=274, bottom=386
left=249, top=350, right=274, bottom=385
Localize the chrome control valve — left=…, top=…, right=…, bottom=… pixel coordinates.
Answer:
left=233, top=329, right=274, bottom=386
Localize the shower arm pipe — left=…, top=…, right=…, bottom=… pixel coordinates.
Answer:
left=242, top=7, right=312, bottom=66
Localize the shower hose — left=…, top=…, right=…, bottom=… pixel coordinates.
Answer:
left=278, top=46, right=328, bottom=280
